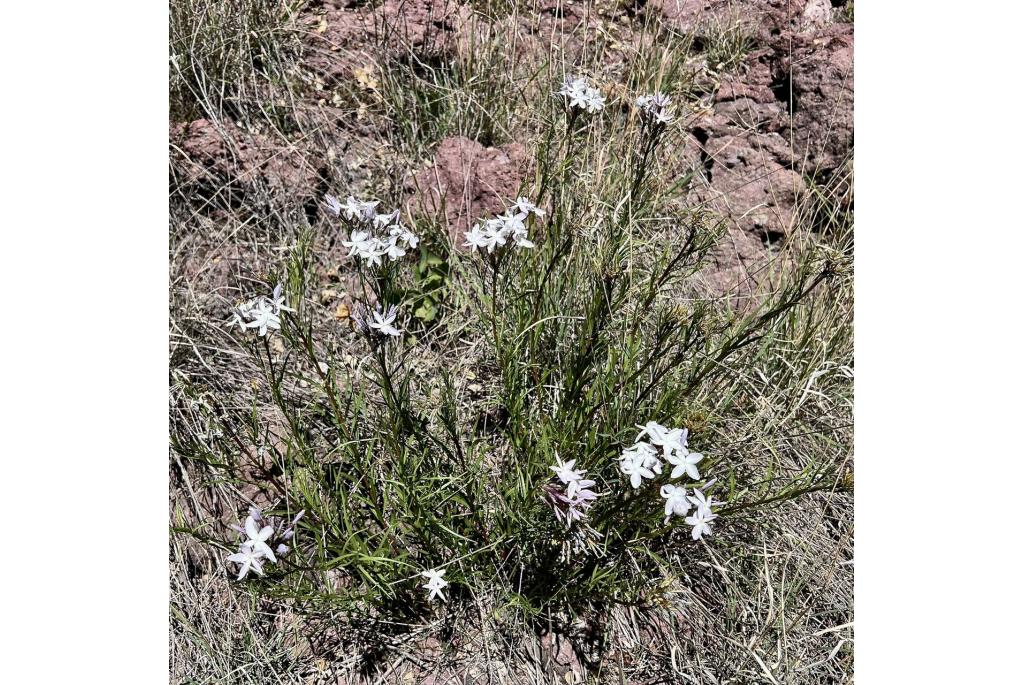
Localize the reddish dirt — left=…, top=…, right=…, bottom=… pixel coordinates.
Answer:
left=169, top=119, right=323, bottom=202
left=405, top=135, right=530, bottom=239
left=304, top=0, right=469, bottom=85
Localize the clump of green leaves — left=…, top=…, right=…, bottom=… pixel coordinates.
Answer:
left=409, top=249, right=449, bottom=322
left=179, top=69, right=849, bottom=632
left=698, top=16, right=756, bottom=73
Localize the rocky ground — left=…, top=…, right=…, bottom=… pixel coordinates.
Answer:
left=170, top=1, right=853, bottom=682
left=171, top=0, right=851, bottom=296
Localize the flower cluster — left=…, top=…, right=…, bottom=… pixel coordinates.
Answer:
left=229, top=284, right=294, bottom=337
left=420, top=568, right=448, bottom=602
left=227, top=507, right=304, bottom=580
left=620, top=420, right=720, bottom=540
left=662, top=482, right=721, bottom=539
left=619, top=442, right=663, bottom=488
left=324, top=194, right=419, bottom=267
left=464, top=197, right=542, bottom=253
left=352, top=302, right=402, bottom=338
left=558, top=75, right=606, bottom=113
left=635, top=92, right=675, bottom=125
left=544, top=456, right=600, bottom=527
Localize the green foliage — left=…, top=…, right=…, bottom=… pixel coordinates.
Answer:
left=698, top=16, right=756, bottom=73
left=174, top=78, right=852, bottom=627
left=410, top=249, right=449, bottom=322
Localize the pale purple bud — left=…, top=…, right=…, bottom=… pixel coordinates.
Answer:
left=323, top=194, right=342, bottom=217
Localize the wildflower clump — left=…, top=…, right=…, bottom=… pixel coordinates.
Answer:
left=464, top=197, right=543, bottom=254
left=622, top=421, right=721, bottom=539
left=558, top=74, right=606, bottom=113
left=228, top=284, right=294, bottom=337
left=324, top=194, right=419, bottom=268
left=189, top=70, right=850, bottom=635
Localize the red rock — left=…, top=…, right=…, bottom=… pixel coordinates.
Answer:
left=648, top=0, right=838, bottom=43
left=304, top=0, right=470, bottom=85
left=405, top=135, right=529, bottom=241
left=785, top=22, right=854, bottom=179
left=656, top=2, right=852, bottom=295
left=170, top=119, right=320, bottom=201
left=696, top=127, right=803, bottom=240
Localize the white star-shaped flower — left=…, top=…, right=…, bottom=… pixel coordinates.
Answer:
left=344, top=196, right=379, bottom=222
left=500, top=211, right=527, bottom=235
left=480, top=218, right=508, bottom=252
left=420, top=568, right=448, bottom=601
left=549, top=456, right=596, bottom=498
left=323, top=193, right=343, bottom=217
left=463, top=225, right=489, bottom=251
left=620, top=442, right=662, bottom=489
left=343, top=229, right=374, bottom=257
left=384, top=235, right=407, bottom=260
left=368, top=306, right=402, bottom=337
left=636, top=91, right=675, bottom=125
left=636, top=421, right=688, bottom=457
left=269, top=284, right=295, bottom=314
left=569, top=87, right=589, bottom=110
left=550, top=456, right=584, bottom=484
left=242, top=299, right=281, bottom=337
left=374, top=209, right=401, bottom=229
left=666, top=449, right=702, bottom=481
left=511, top=197, right=544, bottom=217
left=362, top=239, right=388, bottom=267
left=660, top=484, right=691, bottom=524
left=389, top=224, right=419, bottom=249
left=558, top=75, right=583, bottom=99
left=228, top=305, right=250, bottom=331
left=654, top=109, right=674, bottom=124
left=227, top=545, right=265, bottom=581
left=685, top=507, right=717, bottom=540
left=243, top=515, right=277, bottom=563
left=501, top=212, right=534, bottom=248
left=687, top=484, right=722, bottom=517
left=651, top=92, right=672, bottom=108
